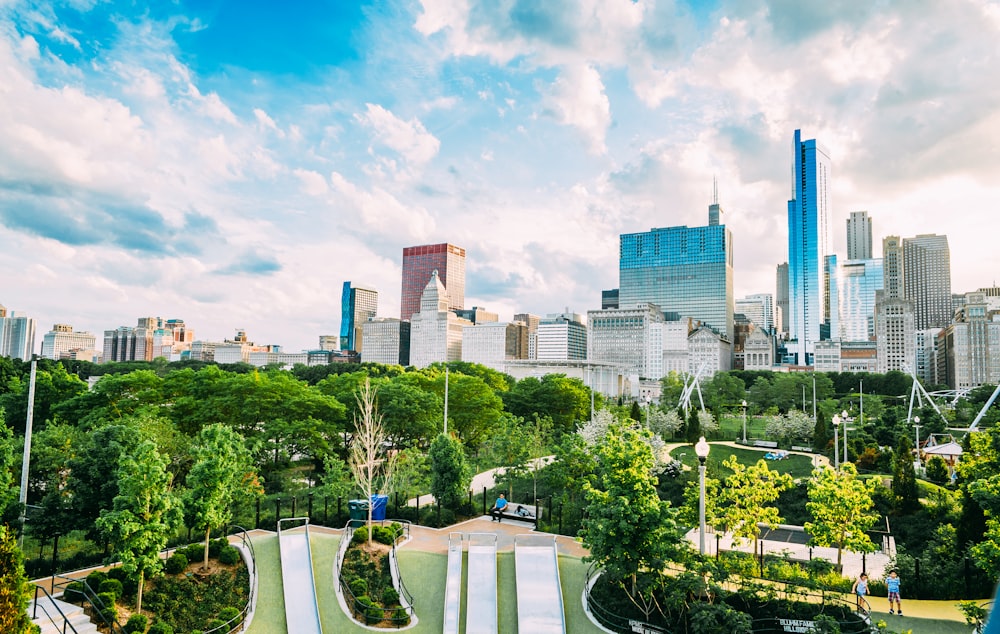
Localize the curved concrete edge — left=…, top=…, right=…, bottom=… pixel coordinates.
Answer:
left=233, top=540, right=259, bottom=633
left=332, top=532, right=419, bottom=631
left=580, top=570, right=618, bottom=634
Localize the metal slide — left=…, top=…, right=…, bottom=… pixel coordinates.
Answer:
left=514, top=534, right=566, bottom=634
left=277, top=518, right=323, bottom=634
left=465, top=533, right=498, bottom=634
left=443, top=532, right=464, bottom=634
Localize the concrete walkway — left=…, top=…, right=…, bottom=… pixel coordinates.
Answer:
left=406, top=456, right=556, bottom=507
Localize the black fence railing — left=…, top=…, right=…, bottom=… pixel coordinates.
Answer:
left=199, top=526, right=257, bottom=634
left=335, top=519, right=414, bottom=628
left=30, top=583, right=83, bottom=634
left=49, top=574, right=126, bottom=634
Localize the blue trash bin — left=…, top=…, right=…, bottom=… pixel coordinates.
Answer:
left=371, top=494, right=388, bottom=521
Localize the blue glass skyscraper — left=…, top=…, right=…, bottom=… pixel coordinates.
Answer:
left=787, top=129, right=831, bottom=365
left=619, top=203, right=734, bottom=341
left=340, top=281, right=378, bottom=352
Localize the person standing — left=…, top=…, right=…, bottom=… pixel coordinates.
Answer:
left=886, top=570, right=902, bottom=615
left=490, top=493, right=508, bottom=522
left=852, top=573, right=869, bottom=611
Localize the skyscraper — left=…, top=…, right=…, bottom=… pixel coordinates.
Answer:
left=409, top=270, right=471, bottom=367
left=0, top=310, right=37, bottom=360
left=846, top=211, right=873, bottom=260
left=41, top=324, right=98, bottom=360
left=786, top=129, right=832, bottom=365
left=776, top=263, right=789, bottom=336
left=400, top=243, right=466, bottom=322
left=903, top=234, right=952, bottom=329
left=340, top=282, right=378, bottom=352
left=830, top=258, right=883, bottom=342
left=876, top=236, right=915, bottom=372
left=619, top=201, right=734, bottom=341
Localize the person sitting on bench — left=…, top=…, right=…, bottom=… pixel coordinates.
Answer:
left=490, top=493, right=508, bottom=522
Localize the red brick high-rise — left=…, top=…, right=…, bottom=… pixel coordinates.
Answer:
left=400, top=243, right=466, bottom=321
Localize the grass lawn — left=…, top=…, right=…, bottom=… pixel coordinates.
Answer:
left=245, top=534, right=284, bottom=634
left=395, top=549, right=448, bottom=633
left=717, top=413, right=770, bottom=439
left=669, top=443, right=818, bottom=479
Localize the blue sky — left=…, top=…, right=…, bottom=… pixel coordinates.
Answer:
left=1, top=0, right=999, bottom=352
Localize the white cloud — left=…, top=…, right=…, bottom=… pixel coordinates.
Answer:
left=354, top=103, right=440, bottom=167
left=293, top=168, right=329, bottom=196
left=540, top=64, right=611, bottom=154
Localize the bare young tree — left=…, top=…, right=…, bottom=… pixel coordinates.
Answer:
left=349, top=378, right=397, bottom=546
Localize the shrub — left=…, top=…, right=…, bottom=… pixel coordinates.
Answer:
left=63, top=581, right=86, bottom=603
left=217, top=606, right=241, bottom=623
left=208, top=537, right=228, bottom=558
left=183, top=544, right=205, bottom=563
left=124, top=614, right=148, bottom=633
left=98, top=578, right=124, bottom=599
left=147, top=622, right=174, bottom=634
left=392, top=607, right=410, bottom=625
left=204, top=618, right=225, bottom=631
left=104, top=566, right=139, bottom=597
left=86, top=570, right=108, bottom=589
left=355, top=595, right=381, bottom=625
left=349, top=578, right=368, bottom=597
left=165, top=553, right=188, bottom=575
left=352, top=526, right=369, bottom=544
left=381, top=586, right=399, bottom=606
left=96, top=591, right=118, bottom=622
left=218, top=545, right=240, bottom=565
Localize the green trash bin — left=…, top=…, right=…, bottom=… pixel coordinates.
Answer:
left=348, top=499, right=370, bottom=528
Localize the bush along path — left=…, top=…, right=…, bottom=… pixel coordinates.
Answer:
left=338, top=523, right=411, bottom=627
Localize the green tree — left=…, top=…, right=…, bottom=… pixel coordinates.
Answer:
left=66, top=424, right=144, bottom=541
left=0, top=524, right=34, bottom=634
left=581, top=425, right=682, bottom=618
left=629, top=401, right=642, bottom=422
left=812, top=410, right=831, bottom=453
left=716, top=457, right=794, bottom=554
left=185, top=424, right=257, bottom=570
left=0, top=414, right=18, bottom=519
left=805, top=463, right=878, bottom=568
left=378, top=374, right=442, bottom=449
left=686, top=407, right=701, bottom=443
left=436, top=372, right=503, bottom=448
left=429, top=433, right=469, bottom=509
left=97, top=440, right=182, bottom=613
left=925, top=455, right=950, bottom=485
left=893, top=437, right=920, bottom=514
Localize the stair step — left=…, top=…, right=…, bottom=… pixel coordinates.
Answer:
left=30, top=597, right=99, bottom=634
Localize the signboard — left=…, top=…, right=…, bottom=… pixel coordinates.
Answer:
left=777, top=618, right=816, bottom=633
left=629, top=620, right=667, bottom=634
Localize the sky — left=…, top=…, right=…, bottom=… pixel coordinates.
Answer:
left=1, top=0, right=999, bottom=353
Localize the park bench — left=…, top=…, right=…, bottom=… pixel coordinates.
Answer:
left=791, top=445, right=813, bottom=452
left=753, top=440, right=779, bottom=449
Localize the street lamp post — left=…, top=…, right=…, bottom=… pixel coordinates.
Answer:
left=841, top=409, right=849, bottom=464
left=695, top=437, right=710, bottom=556
left=741, top=399, right=748, bottom=444
left=832, top=414, right=841, bottom=469
left=914, top=416, right=922, bottom=468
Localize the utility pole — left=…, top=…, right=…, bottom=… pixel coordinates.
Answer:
left=18, top=358, right=37, bottom=545
left=443, top=366, right=449, bottom=435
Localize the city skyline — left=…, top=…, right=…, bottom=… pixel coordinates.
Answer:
left=1, top=1, right=999, bottom=353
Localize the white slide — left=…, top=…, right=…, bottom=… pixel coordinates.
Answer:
left=443, top=532, right=463, bottom=634
left=514, top=534, right=566, bottom=634
left=465, top=533, right=498, bottom=634
left=277, top=518, right=323, bottom=634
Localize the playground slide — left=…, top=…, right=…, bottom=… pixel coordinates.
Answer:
left=277, top=518, right=323, bottom=634
left=514, top=535, right=566, bottom=634
left=465, top=533, right=498, bottom=634
left=443, top=532, right=463, bottom=634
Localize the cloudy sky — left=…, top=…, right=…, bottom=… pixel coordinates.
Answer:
left=2, top=0, right=999, bottom=353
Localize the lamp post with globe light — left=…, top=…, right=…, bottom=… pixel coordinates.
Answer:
left=695, top=437, right=710, bottom=555
left=832, top=413, right=840, bottom=469
left=741, top=399, right=748, bottom=444
left=841, top=410, right=849, bottom=463
left=914, top=416, right=922, bottom=468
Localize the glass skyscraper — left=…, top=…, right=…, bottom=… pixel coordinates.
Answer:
left=400, top=243, right=466, bottom=322
left=829, top=258, right=884, bottom=342
left=786, top=129, right=831, bottom=365
left=340, top=281, right=378, bottom=352
left=618, top=203, right=734, bottom=341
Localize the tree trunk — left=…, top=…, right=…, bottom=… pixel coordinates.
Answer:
left=203, top=526, right=212, bottom=570
left=136, top=571, right=145, bottom=614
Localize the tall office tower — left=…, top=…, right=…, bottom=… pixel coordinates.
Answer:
left=846, top=211, right=873, bottom=260
left=340, top=282, right=378, bottom=352
left=587, top=303, right=665, bottom=379
left=876, top=236, right=915, bottom=372
left=536, top=313, right=587, bottom=361
left=453, top=306, right=498, bottom=324
left=318, top=335, right=339, bottom=351
left=708, top=179, right=724, bottom=226
left=829, top=258, right=883, bottom=342
left=903, top=234, right=952, bottom=329
left=0, top=311, right=37, bottom=360
left=786, top=129, right=832, bottom=366
left=400, top=243, right=466, bottom=321
left=361, top=318, right=411, bottom=365
left=409, top=270, right=472, bottom=368
left=943, top=292, right=1000, bottom=389
left=514, top=312, right=541, bottom=359
left=601, top=289, right=619, bottom=310
left=776, top=263, right=789, bottom=336
left=736, top=294, right=775, bottom=333
left=882, top=236, right=904, bottom=299
left=461, top=322, right=527, bottom=369
left=41, top=324, right=98, bottom=360
left=619, top=201, right=734, bottom=341
left=915, top=328, right=943, bottom=385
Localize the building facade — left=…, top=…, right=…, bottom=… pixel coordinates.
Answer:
left=587, top=303, right=665, bottom=378
left=400, top=243, right=465, bottom=321
left=536, top=313, right=587, bottom=361
left=688, top=326, right=732, bottom=377
left=786, top=129, right=832, bottom=365
left=340, top=282, right=378, bottom=352
left=0, top=310, right=37, bottom=361
left=361, top=318, right=411, bottom=366
left=943, top=292, right=1000, bottom=390
left=462, top=321, right=527, bottom=369
left=619, top=203, right=734, bottom=341
left=409, top=270, right=471, bottom=368
left=846, top=211, right=873, bottom=260
left=735, top=294, right=774, bottom=333
left=903, top=234, right=952, bottom=330
left=41, top=324, right=97, bottom=360
left=830, top=258, right=883, bottom=342
left=776, top=262, right=789, bottom=337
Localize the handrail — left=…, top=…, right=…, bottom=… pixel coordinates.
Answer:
left=49, top=574, right=126, bottom=634
left=200, top=525, right=258, bottom=634
left=31, top=584, right=81, bottom=634
left=336, top=519, right=413, bottom=628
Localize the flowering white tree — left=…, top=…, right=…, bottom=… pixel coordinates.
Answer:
left=698, top=409, right=719, bottom=434
left=648, top=408, right=683, bottom=440
left=765, top=410, right=814, bottom=444
left=578, top=408, right=617, bottom=446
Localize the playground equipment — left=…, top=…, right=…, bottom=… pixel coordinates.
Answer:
left=465, top=533, right=498, bottom=634
left=277, top=518, right=323, bottom=634
left=443, top=533, right=463, bottom=634
left=514, top=534, right=566, bottom=634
